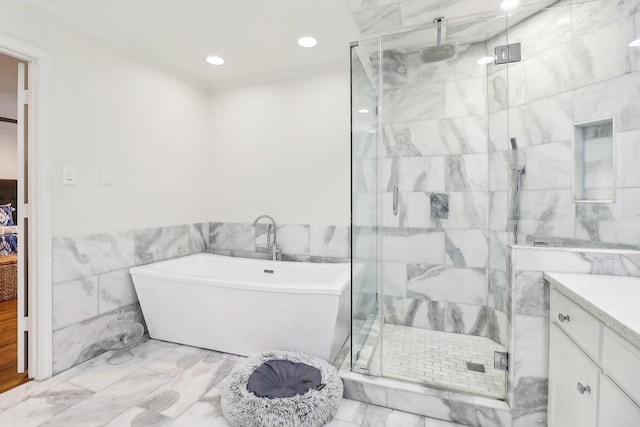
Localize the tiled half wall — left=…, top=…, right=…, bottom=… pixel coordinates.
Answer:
left=51, top=222, right=349, bottom=374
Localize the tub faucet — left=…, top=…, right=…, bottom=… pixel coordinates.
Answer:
left=253, top=215, right=281, bottom=261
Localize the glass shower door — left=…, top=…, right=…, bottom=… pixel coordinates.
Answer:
left=350, top=44, right=380, bottom=373
left=352, top=14, right=512, bottom=400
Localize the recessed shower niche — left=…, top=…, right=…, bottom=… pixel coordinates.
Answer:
left=573, top=118, right=615, bottom=202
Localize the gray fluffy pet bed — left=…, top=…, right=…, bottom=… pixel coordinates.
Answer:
left=221, top=350, right=343, bottom=427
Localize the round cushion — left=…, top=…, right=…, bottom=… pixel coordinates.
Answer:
left=221, top=350, right=343, bottom=427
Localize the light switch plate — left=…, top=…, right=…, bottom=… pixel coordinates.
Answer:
left=62, top=165, right=77, bottom=185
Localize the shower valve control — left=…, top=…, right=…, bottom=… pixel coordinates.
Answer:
left=558, top=313, right=570, bottom=323
left=494, top=351, right=509, bottom=371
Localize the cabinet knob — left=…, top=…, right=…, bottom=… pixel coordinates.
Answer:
left=577, top=382, right=591, bottom=394
left=558, top=313, right=570, bottom=323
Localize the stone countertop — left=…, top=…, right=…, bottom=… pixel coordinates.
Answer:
left=544, top=272, right=640, bottom=351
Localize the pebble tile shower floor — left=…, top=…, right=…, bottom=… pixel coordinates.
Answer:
left=0, top=339, right=466, bottom=426
left=370, top=324, right=507, bottom=399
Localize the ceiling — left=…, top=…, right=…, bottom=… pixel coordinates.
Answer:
left=26, top=0, right=361, bottom=87
left=24, top=0, right=558, bottom=88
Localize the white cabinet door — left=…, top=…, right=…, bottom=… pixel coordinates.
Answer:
left=599, top=374, right=640, bottom=427
left=548, top=324, right=599, bottom=427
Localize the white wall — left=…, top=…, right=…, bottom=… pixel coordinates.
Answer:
left=209, top=65, right=351, bottom=226
left=0, top=0, right=211, bottom=236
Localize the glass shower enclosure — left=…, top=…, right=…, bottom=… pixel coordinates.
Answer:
left=351, top=14, right=512, bottom=400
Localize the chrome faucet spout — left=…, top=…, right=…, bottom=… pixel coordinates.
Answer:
left=253, top=215, right=280, bottom=261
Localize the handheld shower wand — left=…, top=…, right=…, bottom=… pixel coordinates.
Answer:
left=510, top=138, right=525, bottom=244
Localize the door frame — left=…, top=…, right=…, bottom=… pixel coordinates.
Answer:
left=0, top=34, right=53, bottom=380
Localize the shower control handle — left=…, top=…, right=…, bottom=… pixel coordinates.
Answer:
left=558, top=313, right=570, bottom=323
left=393, top=186, right=398, bottom=216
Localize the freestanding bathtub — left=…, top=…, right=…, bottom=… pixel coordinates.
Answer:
left=130, top=253, right=351, bottom=362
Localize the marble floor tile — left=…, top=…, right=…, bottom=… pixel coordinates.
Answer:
left=0, top=339, right=470, bottom=427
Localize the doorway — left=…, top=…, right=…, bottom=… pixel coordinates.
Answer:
left=0, top=51, right=29, bottom=393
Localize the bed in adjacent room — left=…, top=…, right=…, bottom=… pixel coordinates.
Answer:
left=0, top=179, right=17, bottom=301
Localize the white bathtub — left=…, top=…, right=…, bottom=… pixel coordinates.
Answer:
left=130, top=253, right=351, bottom=362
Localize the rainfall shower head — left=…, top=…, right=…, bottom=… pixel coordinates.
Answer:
left=420, top=17, right=457, bottom=63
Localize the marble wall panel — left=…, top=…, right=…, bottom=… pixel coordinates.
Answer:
left=188, top=223, right=209, bottom=254
left=586, top=188, right=640, bottom=246
left=517, top=190, right=575, bottom=239
left=617, top=131, right=640, bottom=186
left=380, top=229, right=445, bottom=263
left=381, top=156, right=446, bottom=192
left=506, top=3, right=572, bottom=60
left=310, top=225, right=350, bottom=259
left=439, top=192, right=487, bottom=229
left=445, top=154, right=489, bottom=192
left=487, top=68, right=508, bottom=114
left=381, top=261, right=408, bottom=297
left=574, top=71, right=640, bottom=133
left=98, top=268, right=138, bottom=315
left=445, top=78, right=487, bottom=118
left=403, top=192, right=433, bottom=228
left=488, top=269, right=508, bottom=313
left=209, top=222, right=256, bottom=252
left=383, top=84, right=446, bottom=123
left=135, top=225, right=190, bottom=265
left=387, top=116, right=489, bottom=157
left=352, top=4, right=403, bottom=35
left=488, top=151, right=509, bottom=192
left=489, top=191, right=508, bottom=232
left=508, top=92, right=574, bottom=149
left=256, top=223, right=310, bottom=255
left=406, top=264, right=486, bottom=305
left=445, top=229, right=488, bottom=268
left=52, top=304, right=144, bottom=375
left=52, top=232, right=135, bottom=284
left=488, top=231, right=509, bottom=272
left=524, top=141, right=572, bottom=191
left=52, top=277, right=99, bottom=330
left=406, top=42, right=488, bottom=85
left=488, top=110, right=509, bottom=153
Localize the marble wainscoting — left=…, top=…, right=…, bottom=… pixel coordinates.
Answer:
left=208, top=222, right=350, bottom=263
left=507, top=245, right=640, bottom=427
left=51, top=223, right=210, bottom=374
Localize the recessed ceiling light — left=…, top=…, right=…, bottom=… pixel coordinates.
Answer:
left=477, top=56, right=495, bottom=65
left=500, top=0, right=520, bottom=10
left=297, top=36, right=318, bottom=48
left=358, top=108, right=369, bottom=114
left=629, top=39, right=640, bottom=47
left=206, top=56, right=225, bottom=65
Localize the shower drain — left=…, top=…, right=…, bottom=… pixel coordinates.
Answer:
left=466, top=362, right=486, bottom=373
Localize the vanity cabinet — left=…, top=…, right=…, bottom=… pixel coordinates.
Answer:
left=548, top=285, right=640, bottom=427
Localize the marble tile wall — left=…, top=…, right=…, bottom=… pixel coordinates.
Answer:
left=487, top=0, right=640, bottom=249
left=508, top=246, right=640, bottom=427
left=208, top=222, right=350, bottom=262
left=51, top=223, right=210, bottom=374
left=52, top=221, right=349, bottom=374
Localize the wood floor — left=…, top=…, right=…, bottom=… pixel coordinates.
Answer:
left=0, top=298, right=29, bottom=394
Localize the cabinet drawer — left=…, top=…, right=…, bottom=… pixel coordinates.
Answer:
left=599, top=374, right=640, bottom=426
left=602, top=328, right=640, bottom=407
left=548, top=324, right=599, bottom=427
left=550, top=289, right=602, bottom=362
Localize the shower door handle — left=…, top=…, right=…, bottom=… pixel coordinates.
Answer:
left=393, top=186, right=398, bottom=216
